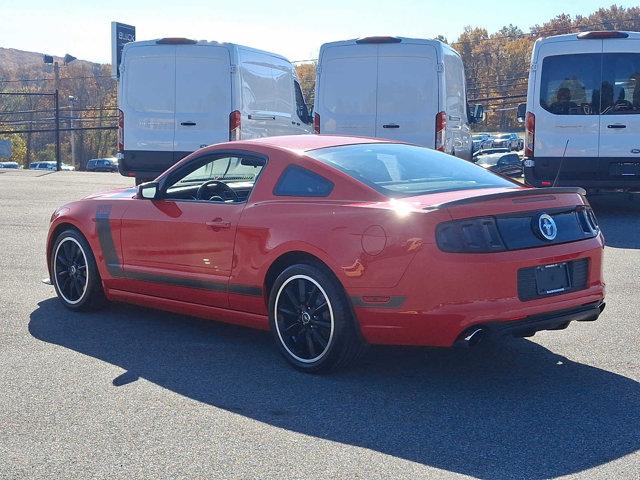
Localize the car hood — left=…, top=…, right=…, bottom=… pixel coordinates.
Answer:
left=83, top=186, right=137, bottom=200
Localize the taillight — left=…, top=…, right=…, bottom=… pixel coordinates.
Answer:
left=117, top=109, right=124, bottom=152
left=313, top=112, right=320, bottom=134
left=229, top=110, right=241, bottom=141
left=525, top=111, right=535, bottom=158
left=436, top=217, right=506, bottom=253
left=435, top=111, right=446, bottom=152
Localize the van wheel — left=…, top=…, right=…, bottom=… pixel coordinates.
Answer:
left=269, top=263, right=367, bottom=373
left=51, top=229, right=106, bottom=311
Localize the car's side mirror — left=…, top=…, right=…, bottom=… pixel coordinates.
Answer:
left=516, top=103, right=527, bottom=123
left=468, top=104, right=485, bottom=124
left=138, top=181, right=159, bottom=200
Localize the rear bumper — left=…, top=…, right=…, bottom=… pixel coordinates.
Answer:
left=352, top=236, right=605, bottom=347
left=119, top=150, right=192, bottom=180
left=482, top=300, right=605, bottom=338
left=525, top=157, right=640, bottom=190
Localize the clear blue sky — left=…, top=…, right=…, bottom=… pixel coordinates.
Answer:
left=0, top=0, right=636, bottom=63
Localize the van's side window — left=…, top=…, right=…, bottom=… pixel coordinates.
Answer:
left=601, top=53, right=640, bottom=115
left=274, top=165, right=334, bottom=197
left=540, top=54, right=601, bottom=116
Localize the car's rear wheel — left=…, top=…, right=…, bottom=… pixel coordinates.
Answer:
left=51, top=229, right=106, bottom=311
left=269, top=263, right=366, bottom=373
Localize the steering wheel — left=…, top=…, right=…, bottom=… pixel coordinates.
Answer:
left=613, top=100, right=634, bottom=112
left=196, top=180, right=239, bottom=202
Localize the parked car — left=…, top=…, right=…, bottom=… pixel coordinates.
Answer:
left=492, top=133, right=521, bottom=150
left=29, top=161, right=74, bottom=171
left=86, top=157, right=118, bottom=172
left=475, top=151, right=523, bottom=177
left=0, top=161, right=20, bottom=169
left=313, top=36, right=484, bottom=160
left=118, top=38, right=312, bottom=184
left=472, top=133, right=493, bottom=152
left=520, top=30, right=640, bottom=190
left=473, top=147, right=511, bottom=159
left=47, top=135, right=604, bottom=373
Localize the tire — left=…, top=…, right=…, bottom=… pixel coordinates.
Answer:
left=50, top=228, right=106, bottom=311
left=268, top=263, right=367, bottom=373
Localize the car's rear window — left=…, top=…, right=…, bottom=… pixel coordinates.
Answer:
left=307, top=143, right=516, bottom=197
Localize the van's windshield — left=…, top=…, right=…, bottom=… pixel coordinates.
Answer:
left=307, top=143, right=516, bottom=197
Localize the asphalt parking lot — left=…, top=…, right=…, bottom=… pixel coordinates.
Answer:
left=1, top=170, right=638, bottom=480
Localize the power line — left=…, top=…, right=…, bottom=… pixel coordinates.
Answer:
left=0, top=75, right=114, bottom=84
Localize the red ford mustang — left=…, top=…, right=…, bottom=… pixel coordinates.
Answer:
left=46, top=135, right=605, bottom=372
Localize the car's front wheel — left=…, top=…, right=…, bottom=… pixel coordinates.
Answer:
left=269, top=263, right=366, bottom=373
left=51, top=229, right=106, bottom=311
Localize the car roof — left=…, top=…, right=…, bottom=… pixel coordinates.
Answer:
left=217, top=135, right=394, bottom=154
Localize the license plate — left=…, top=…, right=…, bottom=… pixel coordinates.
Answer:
left=535, top=262, right=571, bottom=295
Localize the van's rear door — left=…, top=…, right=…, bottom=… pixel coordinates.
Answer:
left=375, top=43, right=439, bottom=146
left=174, top=46, right=232, bottom=156
left=599, top=39, right=640, bottom=179
left=317, top=44, right=377, bottom=136
left=122, top=44, right=176, bottom=172
left=534, top=40, right=602, bottom=162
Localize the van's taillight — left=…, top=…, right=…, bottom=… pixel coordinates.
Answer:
left=313, top=113, right=320, bottom=134
left=435, top=111, right=446, bottom=152
left=229, top=110, right=241, bottom=141
left=525, top=111, right=535, bottom=158
left=118, top=109, right=124, bottom=152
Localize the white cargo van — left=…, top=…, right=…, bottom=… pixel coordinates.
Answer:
left=118, top=38, right=312, bottom=183
left=520, top=31, right=640, bottom=190
left=312, top=36, right=484, bottom=160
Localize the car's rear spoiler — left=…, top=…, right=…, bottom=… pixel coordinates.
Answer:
left=428, top=187, right=586, bottom=210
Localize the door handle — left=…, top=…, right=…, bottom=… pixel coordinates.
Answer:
left=607, top=124, right=627, bottom=129
left=180, top=121, right=197, bottom=126
left=248, top=114, right=276, bottom=120
left=206, top=218, right=231, bottom=229
left=382, top=124, right=400, bottom=129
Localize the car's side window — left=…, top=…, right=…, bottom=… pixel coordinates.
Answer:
left=163, top=154, right=266, bottom=203
left=539, top=53, right=602, bottom=115
left=273, top=165, right=334, bottom=197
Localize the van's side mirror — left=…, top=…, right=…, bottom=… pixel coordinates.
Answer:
left=137, top=181, right=159, bottom=200
left=468, top=104, right=485, bottom=124
left=516, top=103, right=527, bottom=123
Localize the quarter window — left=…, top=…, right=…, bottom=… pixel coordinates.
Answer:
left=274, top=165, right=334, bottom=197
left=539, top=54, right=602, bottom=115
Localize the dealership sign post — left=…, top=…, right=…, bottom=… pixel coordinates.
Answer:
left=111, top=22, right=135, bottom=79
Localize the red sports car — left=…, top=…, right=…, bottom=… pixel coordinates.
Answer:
left=47, top=135, right=605, bottom=372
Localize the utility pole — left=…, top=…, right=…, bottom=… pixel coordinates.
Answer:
left=53, top=60, right=61, bottom=171
left=68, top=95, right=77, bottom=169
left=54, top=90, right=60, bottom=172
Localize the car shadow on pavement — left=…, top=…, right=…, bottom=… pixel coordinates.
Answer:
left=29, top=298, right=639, bottom=480
left=588, top=193, right=640, bottom=249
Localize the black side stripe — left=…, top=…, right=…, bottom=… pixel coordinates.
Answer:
left=94, top=206, right=262, bottom=297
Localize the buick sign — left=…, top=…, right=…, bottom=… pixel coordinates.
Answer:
left=111, top=22, right=135, bottom=78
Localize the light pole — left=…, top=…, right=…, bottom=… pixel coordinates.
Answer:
left=43, top=53, right=76, bottom=171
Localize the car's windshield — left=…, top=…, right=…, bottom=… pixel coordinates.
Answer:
left=496, top=134, right=511, bottom=139
left=307, top=143, right=516, bottom=197
left=176, top=156, right=262, bottom=185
